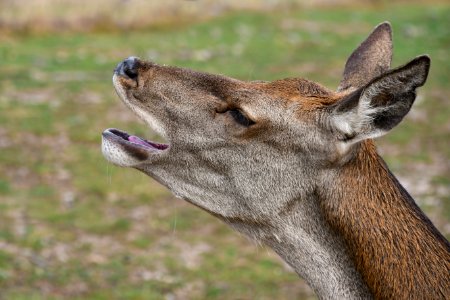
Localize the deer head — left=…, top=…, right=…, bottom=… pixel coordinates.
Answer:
left=102, top=22, right=428, bottom=224
left=102, top=22, right=447, bottom=298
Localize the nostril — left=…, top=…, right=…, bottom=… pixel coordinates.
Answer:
left=115, top=56, right=139, bottom=80
left=123, top=64, right=138, bottom=79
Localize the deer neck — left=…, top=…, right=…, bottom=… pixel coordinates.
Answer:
left=319, top=140, right=450, bottom=299
left=227, top=194, right=373, bottom=299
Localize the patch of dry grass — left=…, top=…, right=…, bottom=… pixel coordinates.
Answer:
left=0, top=0, right=446, bottom=34
left=1, top=0, right=287, bottom=33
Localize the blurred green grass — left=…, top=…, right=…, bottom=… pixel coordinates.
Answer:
left=0, top=3, right=449, bottom=299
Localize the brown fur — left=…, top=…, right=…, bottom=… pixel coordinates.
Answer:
left=319, top=141, right=450, bottom=299
left=262, top=78, right=332, bottom=99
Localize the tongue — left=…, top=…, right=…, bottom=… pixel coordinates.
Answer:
left=128, top=135, right=151, bottom=147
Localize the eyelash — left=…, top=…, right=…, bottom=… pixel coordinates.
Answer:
left=228, top=109, right=255, bottom=127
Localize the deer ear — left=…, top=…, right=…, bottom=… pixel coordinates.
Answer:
left=337, top=22, right=392, bottom=92
left=330, top=56, right=430, bottom=143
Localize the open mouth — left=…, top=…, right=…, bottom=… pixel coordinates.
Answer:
left=102, top=128, right=169, bottom=152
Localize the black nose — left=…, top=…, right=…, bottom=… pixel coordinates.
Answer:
left=115, top=56, right=139, bottom=79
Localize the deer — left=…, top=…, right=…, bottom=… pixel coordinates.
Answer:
left=102, top=22, right=450, bottom=299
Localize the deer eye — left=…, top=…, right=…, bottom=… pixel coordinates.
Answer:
left=229, top=109, right=255, bottom=127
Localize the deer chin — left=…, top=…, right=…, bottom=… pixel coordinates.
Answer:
left=102, top=128, right=169, bottom=167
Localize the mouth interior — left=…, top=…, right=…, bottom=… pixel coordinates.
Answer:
left=110, top=129, right=169, bottom=151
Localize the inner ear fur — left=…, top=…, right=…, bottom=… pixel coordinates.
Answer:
left=330, top=55, right=430, bottom=142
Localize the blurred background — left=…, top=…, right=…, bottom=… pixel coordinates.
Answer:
left=0, top=0, right=449, bottom=299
